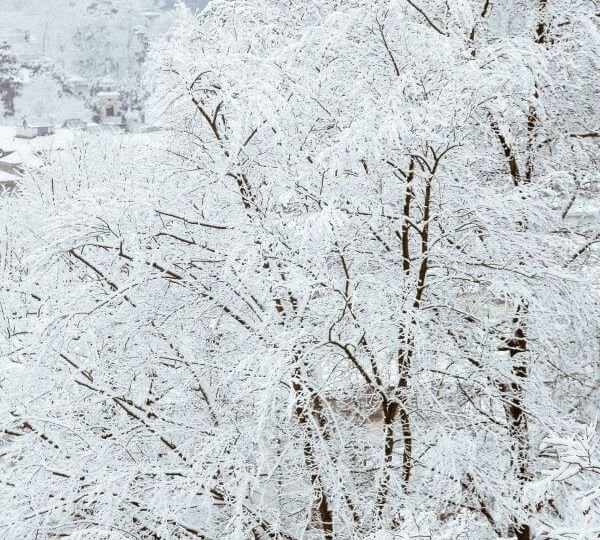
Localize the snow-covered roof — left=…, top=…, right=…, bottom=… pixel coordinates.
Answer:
left=0, top=150, right=21, bottom=164
left=0, top=170, right=18, bottom=182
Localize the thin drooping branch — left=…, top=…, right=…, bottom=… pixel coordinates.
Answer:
left=566, top=232, right=600, bottom=265
left=561, top=174, right=580, bottom=220
left=405, top=0, right=448, bottom=36
left=156, top=209, right=230, bottom=230
left=377, top=18, right=401, bottom=77
left=69, top=248, right=119, bottom=292
left=569, top=131, right=599, bottom=139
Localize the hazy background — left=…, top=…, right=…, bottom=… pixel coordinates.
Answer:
left=0, top=0, right=208, bottom=125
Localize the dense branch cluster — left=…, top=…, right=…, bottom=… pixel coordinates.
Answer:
left=1, top=1, right=599, bottom=539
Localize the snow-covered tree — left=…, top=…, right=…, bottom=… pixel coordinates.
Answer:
left=0, top=41, right=20, bottom=117
left=0, top=1, right=599, bottom=539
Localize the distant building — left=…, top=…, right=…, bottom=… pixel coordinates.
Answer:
left=142, top=11, right=161, bottom=21
left=63, top=118, right=87, bottom=130
left=97, top=77, right=117, bottom=93
left=67, top=76, right=90, bottom=96
left=16, top=122, right=55, bottom=139
left=97, top=91, right=121, bottom=125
